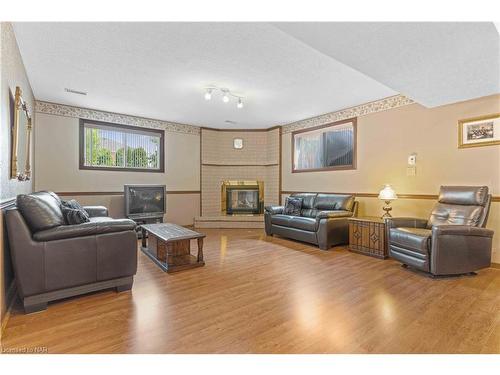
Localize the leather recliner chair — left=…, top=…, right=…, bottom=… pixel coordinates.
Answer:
left=265, top=193, right=358, bottom=250
left=387, top=186, right=494, bottom=276
left=5, top=191, right=138, bottom=313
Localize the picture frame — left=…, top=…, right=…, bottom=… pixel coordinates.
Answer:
left=458, top=113, right=500, bottom=149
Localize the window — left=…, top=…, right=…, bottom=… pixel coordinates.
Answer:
left=292, top=118, right=356, bottom=172
left=79, top=119, right=164, bottom=172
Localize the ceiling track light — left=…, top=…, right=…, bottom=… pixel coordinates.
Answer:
left=203, top=86, right=244, bottom=109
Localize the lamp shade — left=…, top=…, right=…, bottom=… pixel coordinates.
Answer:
left=378, top=184, right=398, bottom=200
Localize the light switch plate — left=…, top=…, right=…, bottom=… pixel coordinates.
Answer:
left=406, top=166, right=416, bottom=176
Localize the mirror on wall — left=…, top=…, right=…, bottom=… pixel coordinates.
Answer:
left=10, top=86, right=32, bottom=181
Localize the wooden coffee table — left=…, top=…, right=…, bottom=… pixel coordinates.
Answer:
left=140, top=223, right=206, bottom=273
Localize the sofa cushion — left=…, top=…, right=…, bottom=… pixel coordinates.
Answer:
left=427, top=203, right=484, bottom=228
left=61, top=199, right=90, bottom=225
left=389, top=227, right=432, bottom=255
left=300, top=208, right=318, bottom=218
left=33, top=218, right=136, bottom=242
left=291, top=193, right=317, bottom=209
left=316, top=210, right=353, bottom=219
left=438, top=186, right=488, bottom=206
left=288, top=216, right=318, bottom=232
left=284, top=197, right=303, bottom=216
left=16, top=191, right=65, bottom=232
left=314, top=194, right=355, bottom=211
left=271, top=214, right=292, bottom=227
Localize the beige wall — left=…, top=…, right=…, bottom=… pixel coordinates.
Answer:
left=34, top=112, right=201, bottom=225
left=201, top=128, right=280, bottom=216
left=1, top=22, right=35, bottom=336
left=282, top=94, right=500, bottom=262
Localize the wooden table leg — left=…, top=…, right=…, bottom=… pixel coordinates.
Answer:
left=197, top=237, right=204, bottom=262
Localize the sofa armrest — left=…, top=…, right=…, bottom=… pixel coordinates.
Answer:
left=316, top=210, right=353, bottom=220
left=385, top=217, right=428, bottom=229
left=265, top=205, right=284, bottom=215
left=430, top=225, right=493, bottom=275
left=5, top=209, right=46, bottom=298
left=33, top=219, right=136, bottom=242
left=83, top=205, right=109, bottom=218
left=432, top=225, right=494, bottom=238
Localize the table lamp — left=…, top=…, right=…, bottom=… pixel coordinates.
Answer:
left=378, top=184, right=398, bottom=218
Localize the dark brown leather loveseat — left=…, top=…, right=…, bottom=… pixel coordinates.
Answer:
left=387, top=186, right=493, bottom=276
left=5, top=191, right=138, bottom=313
left=264, top=193, right=358, bottom=249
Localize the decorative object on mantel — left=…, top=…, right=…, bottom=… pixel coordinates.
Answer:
left=10, top=86, right=33, bottom=181
left=233, top=138, right=243, bottom=149
left=204, top=86, right=244, bottom=109
left=458, top=113, right=500, bottom=148
left=378, top=184, right=398, bottom=218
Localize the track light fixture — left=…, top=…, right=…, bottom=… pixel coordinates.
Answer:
left=203, top=86, right=244, bottom=109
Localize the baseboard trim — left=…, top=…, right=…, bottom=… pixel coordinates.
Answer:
left=490, top=263, right=500, bottom=269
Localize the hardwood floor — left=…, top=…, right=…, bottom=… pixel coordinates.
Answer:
left=1, top=228, right=499, bottom=354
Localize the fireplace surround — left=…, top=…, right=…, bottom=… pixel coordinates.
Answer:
left=221, top=181, right=264, bottom=215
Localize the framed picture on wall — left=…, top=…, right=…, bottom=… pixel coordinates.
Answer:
left=458, top=113, right=500, bottom=148
left=292, top=118, right=357, bottom=172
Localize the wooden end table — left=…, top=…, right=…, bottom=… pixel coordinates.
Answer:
left=141, top=223, right=206, bottom=273
left=348, top=216, right=388, bottom=259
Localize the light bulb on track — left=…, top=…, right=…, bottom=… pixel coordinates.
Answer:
left=204, top=88, right=212, bottom=100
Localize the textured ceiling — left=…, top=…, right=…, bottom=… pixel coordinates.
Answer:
left=12, top=22, right=396, bottom=129
left=12, top=22, right=499, bottom=129
left=274, top=22, right=500, bottom=108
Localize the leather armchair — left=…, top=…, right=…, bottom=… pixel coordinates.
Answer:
left=264, top=193, right=358, bottom=250
left=5, top=191, right=138, bottom=313
left=387, top=186, right=494, bottom=276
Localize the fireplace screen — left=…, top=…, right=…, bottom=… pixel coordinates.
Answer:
left=227, top=188, right=260, bottom=214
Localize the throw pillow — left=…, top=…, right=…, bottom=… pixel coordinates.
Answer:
left=284, top=197, right=303, bottom=216
left=60, top=199, right=90, bottom=225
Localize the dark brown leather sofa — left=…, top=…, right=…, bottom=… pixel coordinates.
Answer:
left=5, top=191, right=138, bottom=313
left=387, top=186, right=493, bottom=276
left=265, top=193, right=358, bottom=249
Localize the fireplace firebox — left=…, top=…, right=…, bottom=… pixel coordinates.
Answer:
left=221, top=181, right=264, bottom=215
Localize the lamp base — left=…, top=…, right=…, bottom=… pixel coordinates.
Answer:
left=381, top=200, right=393, bottom=219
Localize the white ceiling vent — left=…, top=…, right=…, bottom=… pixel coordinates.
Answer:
left=64, top=88, right=87, bottom=95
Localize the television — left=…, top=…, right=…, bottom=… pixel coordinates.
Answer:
left=124, top=184, right=166, bottom=219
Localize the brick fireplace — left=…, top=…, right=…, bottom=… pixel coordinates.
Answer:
left=195, top=127, right=280, bottom=228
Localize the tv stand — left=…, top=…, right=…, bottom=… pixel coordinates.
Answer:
left=127, top=215, right=164, bottom=239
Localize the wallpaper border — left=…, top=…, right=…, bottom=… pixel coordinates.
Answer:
left=35, top=101, right=201, bottom=135
left=281, top=95, right=414, bottom=134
